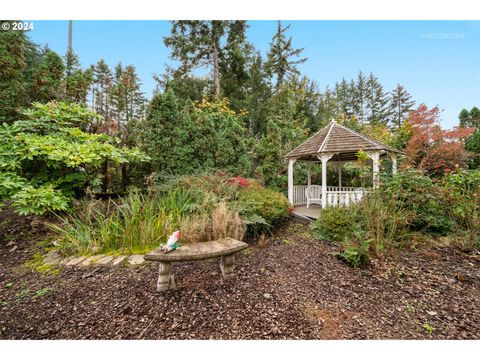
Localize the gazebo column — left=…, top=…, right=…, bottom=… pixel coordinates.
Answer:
left=287, top=158, right=296, bottom=204
left=337, top=162, right=343, bottom=189
left=319, top=153, right=334, bottom=208
left=366, top=151, right=381, bottom=188
left=307, top=162, right=312, bottom=186
left=389, top=152, right=397, bottom=175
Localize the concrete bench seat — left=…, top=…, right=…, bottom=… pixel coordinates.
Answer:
left=144, top=238, right=248, bottom=292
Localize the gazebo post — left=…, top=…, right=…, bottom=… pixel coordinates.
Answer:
left=337, top=162, right=342, bottom=189
left=307, top=162, right=312, bottom=186
left=389, top=152, right=397, bottom=175
left=287, top=158, right=296, bottom=204
left=366, top=151, right=381, bottom=188
left=319, top=153, right=334, bottom=208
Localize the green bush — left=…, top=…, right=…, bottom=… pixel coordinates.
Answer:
left=336, top=239, right=370, bottom=268
left=357, top=191, right=413, bottom=256
left=0, top=102, right=149, bottom=215
left=310, top=206, right=363, bottom=243
left=236, top=187, right=289, bottom=236
left=442, top=169, right=480, bottom=249
left=381, top=170, right=453, bottom=235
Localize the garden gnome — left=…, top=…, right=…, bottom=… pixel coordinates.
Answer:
left=160, top=230, right=181, bottom=253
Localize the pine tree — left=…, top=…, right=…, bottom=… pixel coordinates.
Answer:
left=316, top=86, right=337, bottom=128
left=0, top=28, right=27, bottom=122
left=219, top=21, right=253, bottom=110
left=109, top=63, right=146, bottom=190
left=92, top=59, right=112, bottom=121
left=354, top=71, right=367, bottom=124
left=30, top=48, right=65, bottom=103
left=164, top=21, right=231, bottom=96
left=365, top=72, right=389, bottom=125
left=64, top=49, right=92, bottom=104
left=245, top=52, right=272, bottom=136
left=266, top=21, right=307, bottom=90
left=335, top=78, right=352, bottom=119
left=458, top=107, right=480, bottom=129
left=389, top=83, right=415, bottom=129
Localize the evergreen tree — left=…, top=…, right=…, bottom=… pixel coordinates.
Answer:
left=459, top=106, right=480, bottom=129
left=109, top=63, right=146, bottom=190
left=335, top=78, right=352, bottom=119
left=64, top=49, right=92, bottom=104
left=164, top=21, right=231, bottom=96
left=245, top=52, right=271, bottom=136
left=0, top=28, right=27, bottom=122
left=353, top=71, right=368, bottom=124
left=266, top=21, right=307, bottom=90
left=254, top=118, right=284, bottom=188
left=389, top=83, right=415, bottom=129
left=30, top=49, right=65, bottom=103
left=219, top=21, right=253, bottom=111
left=365, top=72, right=389, bottom=125
left=92, top=59, right=112, bottom=122
left=316, top=87, right=337, bottom=128
left=154, top=68, right=210, bottom=102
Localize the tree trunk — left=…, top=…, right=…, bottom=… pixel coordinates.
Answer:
left=213, top=40, right=221, bottom=96
left=121, top=164, right=128, bottom=193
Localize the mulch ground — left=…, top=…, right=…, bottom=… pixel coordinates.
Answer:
left=1, top=211, right=479, bottom=339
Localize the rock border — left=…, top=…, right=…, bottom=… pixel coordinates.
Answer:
left=41, top=251, right=146, bottom=268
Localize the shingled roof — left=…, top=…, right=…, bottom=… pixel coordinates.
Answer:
left=285, top=120, right=402, bottom=161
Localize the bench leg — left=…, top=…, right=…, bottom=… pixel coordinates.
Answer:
left=220, top=254, right=234, bottom=279
left=157, top=262, right=176, bottom=292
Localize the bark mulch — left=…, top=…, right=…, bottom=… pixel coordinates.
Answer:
left=0, top=215, right=479, bottom=339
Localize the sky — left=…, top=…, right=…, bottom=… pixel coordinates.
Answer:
left=26, top=20, right=480, bottom=129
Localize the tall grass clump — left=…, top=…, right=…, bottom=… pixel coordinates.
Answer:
left=50, top=189, right=199, bottom=255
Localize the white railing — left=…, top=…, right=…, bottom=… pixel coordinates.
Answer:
left=325, top=190, right=365, bottom=207
left=292, top=185, right=367, bottom=207
left=292, top=185, right=308, bottom=205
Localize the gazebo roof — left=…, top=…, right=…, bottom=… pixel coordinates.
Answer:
left=284, top=120, right=403, bottom=162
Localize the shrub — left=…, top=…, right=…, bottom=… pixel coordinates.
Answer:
left=336, top=239, right=370, bottom=268
left=381, top=170, right=453, bottom=235
left=180, top=201, right=246, bottom=243
left=310, top=206, right=363, bottom=243
left=0, top=102, right=149, bottom=215
left=442, top=169, right=480, bottom=249
left=236, top=187, right=289, bottom=236
left=357, top=191, right=413, bottom=256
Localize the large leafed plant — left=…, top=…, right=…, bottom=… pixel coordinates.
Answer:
left=0, top=101, right=148, bottom=215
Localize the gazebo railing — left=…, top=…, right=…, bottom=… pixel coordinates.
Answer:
left=292, top=185, right=367, bottom=207
left=292, top=185, right=308, bottom=205
left=325, top=190, right=365, bottom=207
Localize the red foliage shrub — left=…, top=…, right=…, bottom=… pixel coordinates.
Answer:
left=405, top=104, right=474, bottom=176
left=228, top=176, right=251, bottom=188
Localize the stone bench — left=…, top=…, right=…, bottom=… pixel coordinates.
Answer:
left=144, top=238, right=248, bottom=292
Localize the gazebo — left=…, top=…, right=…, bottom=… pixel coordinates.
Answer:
left=284, top=120, right=402, bottom=219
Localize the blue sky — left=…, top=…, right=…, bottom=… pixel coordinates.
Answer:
left=27, top=20, right=480, bottom=128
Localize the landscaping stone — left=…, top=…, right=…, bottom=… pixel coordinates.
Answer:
left=43, top=251, right=62, bottom=265
left=112, top=256, right=127, bottom=267
left=60, top=256, right=75, bottom=265
left=66, top=256, right=87, bottom=266
left=79, top=255, right=104, bottom=267
left=95, top=255, right=114, bottom=266
left=128, top=255, right=146, bottom=266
